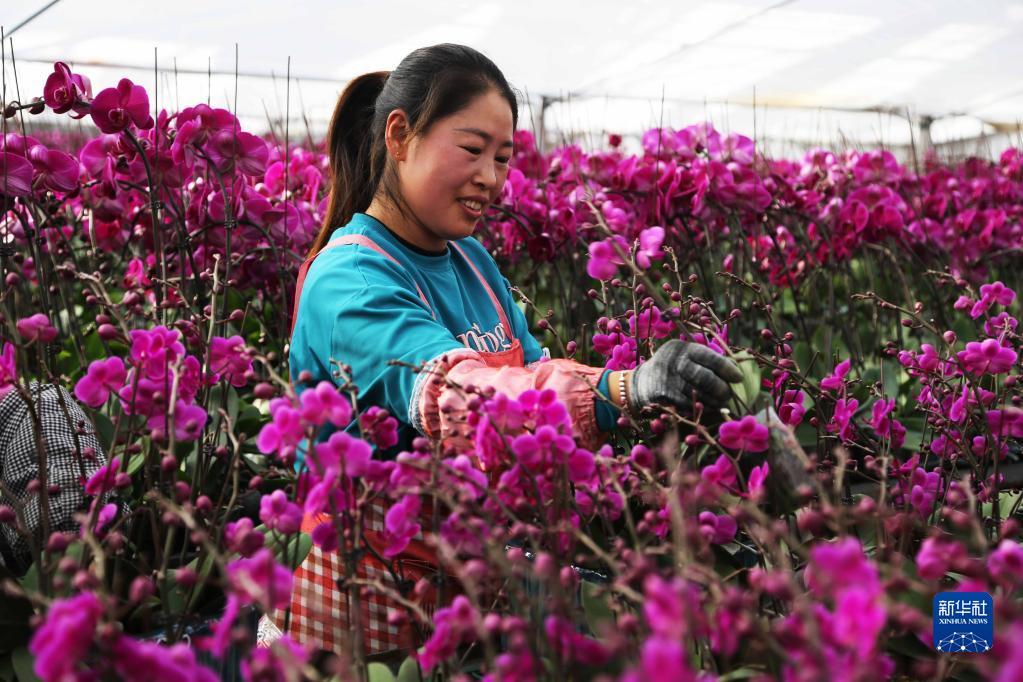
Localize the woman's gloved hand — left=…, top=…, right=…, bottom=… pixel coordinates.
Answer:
left=628, top=339, right=743, bottom=415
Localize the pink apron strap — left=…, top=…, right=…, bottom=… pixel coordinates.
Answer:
left=291, top=234, right=435, bottom=337
left=449, top=241, right=514, bottom=341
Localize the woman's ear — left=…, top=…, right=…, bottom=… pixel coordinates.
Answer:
left=384, top=109, right=412, bottom=162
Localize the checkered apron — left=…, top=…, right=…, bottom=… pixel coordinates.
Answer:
left=271, top=232, right=524, bottom=657
left=268, top=496, right=443, bottom=655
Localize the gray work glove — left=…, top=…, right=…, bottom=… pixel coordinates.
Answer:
left=629, top=339, right=743, bottom=415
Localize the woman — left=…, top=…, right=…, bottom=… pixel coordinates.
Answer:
left=277, top=43, right=742, bottom=658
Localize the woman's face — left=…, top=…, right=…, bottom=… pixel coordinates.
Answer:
left=394, top=88, right=514, bottom=248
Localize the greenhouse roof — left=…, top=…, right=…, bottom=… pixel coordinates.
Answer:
left=4, top=0, right=1022, bottom=152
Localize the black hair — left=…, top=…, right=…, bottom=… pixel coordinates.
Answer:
left=310, top=43, right=518, bottom=257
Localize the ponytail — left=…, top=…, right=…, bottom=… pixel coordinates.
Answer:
left=310, top=71, right=390, bottom=258
left=311, top=44, right=520, bottom=259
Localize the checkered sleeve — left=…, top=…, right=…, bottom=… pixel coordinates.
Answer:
left=0, top=382, right=108, bottom=576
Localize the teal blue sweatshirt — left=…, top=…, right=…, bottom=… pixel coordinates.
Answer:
left=289, top=213, right=617, bottom=457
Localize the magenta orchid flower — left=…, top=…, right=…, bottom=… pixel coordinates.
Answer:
left=988, top=539, right=1023, bottom=586
left=698, top=511, right=738, bottom=544
left=43, top=61, right=93, bottom=118
left=204, top=130, right=269, bottom=177
left=311, top=430, right=373, bottom=479
left=128, top=326, right=184, bottom=380
left=586, top=236, right=628, bottom=280
left=0, top=152, right=34, bottom=197
left=358, top=405, right=399, bottom=449
left=74, top=356, right=127, bottom=408
left=820, top=358, right=851, bottom=391
left=970, top=281, right=1016, bottom=319
left=259, top=489, right=303, bottom=535
left=701, top=453, right=738, bottom=489
left=916, top=535, right=967, bottom=581
left=27, top=145, right=81, bottom=193
left=718, top=415, right=769, bottom=452
left=804, top=536, right=879, bottom=598
left=208, top=335, right=253, bottom=388
left=957, top=338, right=1017, bottom=375
left=636, top=226, right=666, bottom=269
left=0, top=342, right=17, bottom=401
left=746, top=461, right=769, bottom=500
left=110, top=637, right=217, bottom=682
left=146, top=400, right=207, bottom=442
left=382, top=493, right=421, bottom=558
left=226, top=547, right=293, bottom=611
left=90, top=78, right=153, bottom=134
left=224, top=518, right=266, bottom=558
left=84, top=456, right=122, bottom=496
left=256, top=399, right=305, bottom=460
left=829, top=397, right=859, bottom=441
left=28, top=591, right=104, bottom=681
left=417, top=595, right=479, bottom=672
left=777, top=389, right=806, bottom=426
left=16, top=313, right=58, bottom=344
left=298, top=381, right=353, bottom=428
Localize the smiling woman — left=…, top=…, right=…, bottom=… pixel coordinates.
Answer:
left=279, top=42, right=741, bottom=660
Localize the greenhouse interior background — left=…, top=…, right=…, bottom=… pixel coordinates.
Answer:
left=5, top=0, right=1023, bottom=160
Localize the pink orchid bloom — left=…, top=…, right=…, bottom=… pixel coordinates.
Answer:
left=43, top=61, right=93, bottom=117
left=0, top=152, right=34, bottom=197
left=970, top=281, right=1016, bottom=319
left=204, top=130, right=269, bottom=177
left=636, top=226, right=666, bottom=269
left=147, top=400, right=207, bottom=442
left=110, top=637, right=217, bottom=682
left=698, top=511, right=738, bottom=544
left=701, top=453, right=738, bottom=489
left=259, top=490, right=303, bottom=535
left=586, top=236, right=628, bottom=280
left=208, top=335, right=253, bottom=388
left=128, top=326, right=184, bottom=380
left=804, top=536, right=879, bottom=599
left=718, top=415, right=769, bottom=453
left=84, top=456, right=121, bottom=496
left=777, top=389, right=806, bottom=426
left=642, top=574, right=688, bottom=640
left=298, top=381, right=353, bottom=428
left=382, top=494, right=422, bottom=558
left=27, top=145, right=80, bottom=193
left=16, top=313, right=58, bottom=344
left=0, top=342, right=17, bottom=401
left=987, top=408, right=1023, bottom=438
left=224, top=518, right=266, bottom=557
left=227, top=547, right=293, bottom=611
left=916, top=536, right=967, bottom=581
left=953, top=294, right=974, bottom=312
left=256, top=399, right=305, bottom=460
left=829, top=397, right=859, bottom=441
left=74, top=356, right=127, bottom=408
left=122, top=257, right=151, bottom=289
left=988, top=539, right=1023, bottom=586
left=418, top=595, right=479, bottom=672
left=310, top=520, right=339, bottom=552
left=28, top=592, right=104, bottom=681
left=820, top=358, right=851, bottom=391
left=90, top=78, right=153, bottom=133
left=957, top=338, right=1017, bottom=375
left=746, top=461, right=770, bottom=500
left=311, top=430, right=372, bottom=478
left=358, top=406, right=399, bottom=449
